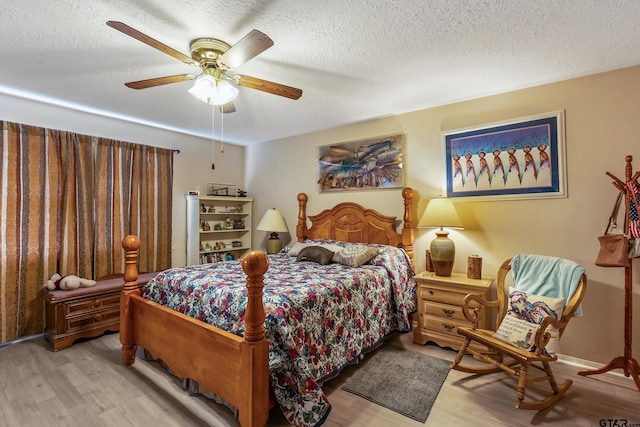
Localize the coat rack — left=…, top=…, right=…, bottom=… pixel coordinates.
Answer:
left=578, top=155, right=640, bottom=391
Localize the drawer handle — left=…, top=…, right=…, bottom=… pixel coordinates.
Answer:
left=441, top=323, right=455, bottom=332
left=93, top=299, right=103, bottom=308
left=428, top=290, right=434, bottom=295
left=93, top=313, right=103, bottom=322
left=442, top=309, right=455, bottom=317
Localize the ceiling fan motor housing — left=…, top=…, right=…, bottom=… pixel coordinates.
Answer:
left=190, top=38, right=231, bottom=70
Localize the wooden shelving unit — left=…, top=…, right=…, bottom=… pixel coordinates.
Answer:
left=186, top=194, right=253, bottom=265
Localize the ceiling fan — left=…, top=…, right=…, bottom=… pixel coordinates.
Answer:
left=106, top=21, right=303, bottom=113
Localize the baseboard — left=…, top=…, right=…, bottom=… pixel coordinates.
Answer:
left=557, top=353, right=627, bottom=378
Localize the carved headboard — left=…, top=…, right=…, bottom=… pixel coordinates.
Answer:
left=295, top=188, right=416, bottom=263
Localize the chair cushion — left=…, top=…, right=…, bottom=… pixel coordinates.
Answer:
left=494, top=287, right=565, bottom=354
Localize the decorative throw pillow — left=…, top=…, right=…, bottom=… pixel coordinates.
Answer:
left=493, top=314, right=540, bottom=351
left=296, top=246, right=335, bottom=265
left=494, top=287, right=565, bottom=354
left=332, top=244, right=378, bottom=267
left=288, top=241, right=343, bottom=257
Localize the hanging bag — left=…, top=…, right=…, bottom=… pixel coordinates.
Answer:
left=595, top=191, right=630, bottom=267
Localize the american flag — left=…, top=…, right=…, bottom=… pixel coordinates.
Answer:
left=627, top=180, right=640, bottom=238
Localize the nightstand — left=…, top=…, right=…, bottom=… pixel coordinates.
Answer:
left=413, top=271, right=494, bottom=352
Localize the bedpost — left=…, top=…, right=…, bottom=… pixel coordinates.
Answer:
left=240, top=250, right=270, bottom=427
left=297, top=192, right=308, bottom=242
left=402, top=188, right=416, bottom=266
left=120, top=235, right=140, bottom=365
left=242, top=250, right=269, bottom=342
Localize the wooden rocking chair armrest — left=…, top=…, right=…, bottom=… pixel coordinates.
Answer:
left=461, top=294, right=499, bottom=325
left=533, top=316, right=566, bottom=354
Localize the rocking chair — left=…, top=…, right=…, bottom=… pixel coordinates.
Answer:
left=450, top=254, right=587, bottom=410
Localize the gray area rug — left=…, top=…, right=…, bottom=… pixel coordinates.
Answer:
left=341, top=346, right=451, bottom=422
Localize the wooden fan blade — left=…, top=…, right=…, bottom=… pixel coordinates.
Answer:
left=107, top=21, right=196, bottom=66
left=234, top=75, right=302, bottom=100
left=124, top=74, right=195, bottom=90
left=219, top=29, right=274, bottom=69
left=219, top=102, right=236, bottom=113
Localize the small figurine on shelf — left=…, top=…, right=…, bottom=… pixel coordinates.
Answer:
left=223, top=217, right=233, bottom=229
left=214, top=222, right=222, bottom=230
left=200, top=242, right=204, bottom=252
left=237, top=189, right=247, bottom=197
left=200, top=203, right=206, bottom=213
left=225, top=253, right=234, bottom=261
left=202, top=220, right=211, bottom=231
left=204, top=242, right=212, bottom=251
left=233, top=219, right=245, bottom=229
left=208, top=205, right=215, bottom=213
left=214, top=242, right=221, bottom=250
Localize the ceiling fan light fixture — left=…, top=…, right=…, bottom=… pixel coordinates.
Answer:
left=188, top=75, right=238, bottom=105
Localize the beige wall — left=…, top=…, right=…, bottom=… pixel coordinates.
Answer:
left=4, top=65, right=640, bottom=364
left=247, top=65, right=640, bottom=364
left=0, top=93, right=245, bottom=267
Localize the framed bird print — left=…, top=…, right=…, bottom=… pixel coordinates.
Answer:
left=442, top=110, right=566, bottom=201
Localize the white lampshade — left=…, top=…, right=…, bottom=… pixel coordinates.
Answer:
left=417, top=197, right=463, bottom=230
left=256, top=208, right=288, bottom=233
left=256, top=208, right=288, bottom=254
left=418, top=197, right=463, bottom=277
left=188, top=75, right=239, bottom=106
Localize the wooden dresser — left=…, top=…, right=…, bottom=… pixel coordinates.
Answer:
left=43, top=272, right=156, bottom=351
left=413, top=271, right=494, bottom=352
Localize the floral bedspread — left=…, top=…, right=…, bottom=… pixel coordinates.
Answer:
left=141, top=241, right=416, bottom=427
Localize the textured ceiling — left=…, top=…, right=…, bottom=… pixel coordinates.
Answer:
left=2, top=0, right=640, bottom=145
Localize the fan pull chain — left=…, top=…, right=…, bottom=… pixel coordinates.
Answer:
left=220, top=108, right=225, bottom=153
left=211, top=105, right=215, bottom=169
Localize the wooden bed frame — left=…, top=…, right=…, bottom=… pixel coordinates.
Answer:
left=119, top=188, right=415, bottom=427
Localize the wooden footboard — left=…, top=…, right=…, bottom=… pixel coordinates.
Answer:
left=120, top=235, right=270, bottom=427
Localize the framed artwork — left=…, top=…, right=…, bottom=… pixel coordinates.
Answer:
left=442, top=110, right=566, bottom=200
left=317, top=134, right=404, bottom=192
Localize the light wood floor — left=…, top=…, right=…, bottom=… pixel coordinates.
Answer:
left=1, top=331, right=638, bottom=427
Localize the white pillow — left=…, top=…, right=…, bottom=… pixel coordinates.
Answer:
left=287, top=242, right=309, bottom=257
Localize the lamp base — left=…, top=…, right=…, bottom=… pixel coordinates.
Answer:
left=266, top=232, right=282, bottom=254
left=430, top=230, right=455, bottom=277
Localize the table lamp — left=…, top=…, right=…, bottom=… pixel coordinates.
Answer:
left=417, top=197, right=464, bottom=276
left=256, top=208, right=288, bottom=254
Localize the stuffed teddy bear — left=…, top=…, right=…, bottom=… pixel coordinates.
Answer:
left=44, top=273, right=97, bottom=291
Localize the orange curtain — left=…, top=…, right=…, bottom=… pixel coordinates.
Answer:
left=54, top=131, right=96, bottom=278
left=93, top=138, right=173, bottom=278
left=0, top=122, right=58, bottom=341
left=0, top=121, right=173, bottom=344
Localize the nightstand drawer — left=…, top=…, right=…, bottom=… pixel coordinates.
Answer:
left=66, top=307, right=120, bottom=332
left=65, top=294, right=120, bottom=316
left=413, top=272, right=494, bottom=350
left=424, top=316, right=469, bottom=336
left=420, top=286, right=468, bottom=305
left=423, top=300, right=466, bottom=321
